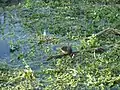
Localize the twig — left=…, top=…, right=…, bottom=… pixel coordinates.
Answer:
left=47, top=51, right=79, bottom=60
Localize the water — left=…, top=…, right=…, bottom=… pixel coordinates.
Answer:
left=0, top=6, right=81, bottom=72
left=0, top=40, right=10, bottom=63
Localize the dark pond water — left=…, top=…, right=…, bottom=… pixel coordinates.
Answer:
left=0, top=0, right=23, bottom=6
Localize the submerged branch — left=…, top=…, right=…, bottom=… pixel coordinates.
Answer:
left=47, top=51, right=79, bottom=60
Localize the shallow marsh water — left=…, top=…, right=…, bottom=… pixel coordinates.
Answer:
left=0, top=8, right=80, bottom=72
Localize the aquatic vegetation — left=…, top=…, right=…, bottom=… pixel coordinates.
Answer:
left=0, top=0, right=120, bottom=89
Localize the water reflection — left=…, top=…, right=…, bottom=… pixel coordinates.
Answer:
left=0, top=40, right=10, bottom=63
left=0, top=12, right=5, bottom=25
